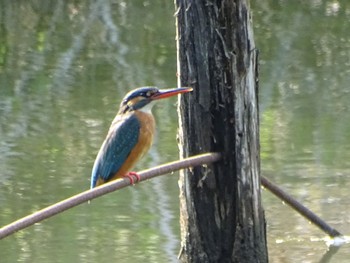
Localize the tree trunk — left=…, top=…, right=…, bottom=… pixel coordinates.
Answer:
left=175, top=0, right=268, bottom=262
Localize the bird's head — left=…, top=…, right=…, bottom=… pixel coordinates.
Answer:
left=118, top=86, right=193, bottom=114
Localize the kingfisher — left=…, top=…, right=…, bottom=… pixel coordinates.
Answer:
left=90, top=86, right=193, bottom=189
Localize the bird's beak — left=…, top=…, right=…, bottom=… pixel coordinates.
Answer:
left=152, top=87, right=193, bottom=100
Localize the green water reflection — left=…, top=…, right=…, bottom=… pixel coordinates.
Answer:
left=254, top=1, right=350, bottom=262
left=0, top=1, right=349, bottom=262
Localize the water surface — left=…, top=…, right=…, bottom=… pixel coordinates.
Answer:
left=0, top=1, right=350, bottom=262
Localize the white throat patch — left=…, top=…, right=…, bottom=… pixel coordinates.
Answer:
left=139, top=101, right=156, bottom=113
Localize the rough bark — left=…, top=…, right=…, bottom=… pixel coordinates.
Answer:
left=176, top=0, right=268, bottom=262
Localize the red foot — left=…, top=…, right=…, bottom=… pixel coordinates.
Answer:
left=123, top=171, right=141, bottom=185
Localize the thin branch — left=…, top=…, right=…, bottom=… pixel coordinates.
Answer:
left=261, top=176, right=342, bottom=237
left=0, top=151, right=343, bottom=240
left=0, top=152, right=221, bottom=240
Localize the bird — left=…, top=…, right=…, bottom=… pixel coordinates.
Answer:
left=90, top=86, right=193, bottom=189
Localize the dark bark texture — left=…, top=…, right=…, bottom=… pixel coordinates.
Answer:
left=176, top=1, right=268, bottom=262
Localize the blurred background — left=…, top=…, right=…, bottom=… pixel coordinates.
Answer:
left=0, top=1, right=349, bottom=262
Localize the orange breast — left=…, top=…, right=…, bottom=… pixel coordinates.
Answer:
left=112, top=111, right=155, bottom=179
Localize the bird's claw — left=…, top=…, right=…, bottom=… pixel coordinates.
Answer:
left=124, top=171, right=141, bottom=185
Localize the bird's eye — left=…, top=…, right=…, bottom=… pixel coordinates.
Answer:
left=146, top=91, right=152, bottom=97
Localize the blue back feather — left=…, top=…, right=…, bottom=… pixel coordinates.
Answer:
left=90, top=114, right=140, bottom=188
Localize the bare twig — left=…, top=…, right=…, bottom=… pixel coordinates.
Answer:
left=0, top=151, right=343, bottom=241
left=0, top=152, right=221, bottom=240
left=261, top=176, right=342, bottom=237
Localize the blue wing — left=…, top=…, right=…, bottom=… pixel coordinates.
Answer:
left=90, top=114, right=140, bottom=188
